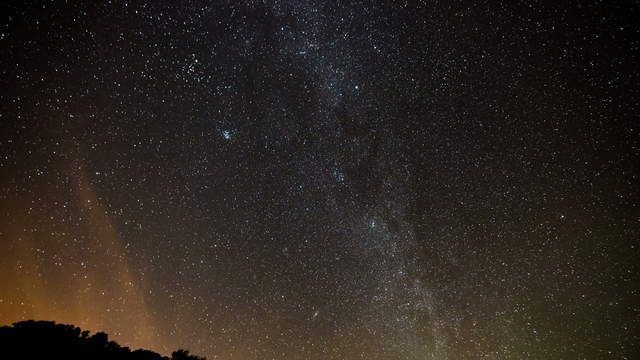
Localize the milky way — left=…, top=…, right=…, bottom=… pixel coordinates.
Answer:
left=1, top=1, right=638, bottom=359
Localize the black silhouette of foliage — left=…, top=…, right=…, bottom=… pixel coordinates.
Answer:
left=0, top=320, right=206, bottom=360
left=172, top=349, right=206, bottom=360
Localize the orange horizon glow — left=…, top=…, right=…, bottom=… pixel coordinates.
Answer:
left=0, top=154, right=166, bottom=354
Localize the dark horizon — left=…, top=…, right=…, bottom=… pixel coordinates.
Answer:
left=1, top=1, right=638, bottom=359
left=0, top=320, right=205, bottom=360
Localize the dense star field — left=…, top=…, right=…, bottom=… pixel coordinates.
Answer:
left=1, top=1, right=638, bottom=359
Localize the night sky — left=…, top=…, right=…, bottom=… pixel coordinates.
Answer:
left=1, top=1, right=638, bottom=359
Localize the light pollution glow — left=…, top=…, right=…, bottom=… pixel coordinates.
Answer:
left=0, top=154, right=166, bottom=354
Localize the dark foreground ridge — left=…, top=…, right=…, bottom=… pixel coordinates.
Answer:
left=0, top=320, right=205, bottom=360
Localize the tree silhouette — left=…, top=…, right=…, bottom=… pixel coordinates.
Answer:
left=0, top=320, right=206, bottom=360
left=172, top=349, right=206, bottom=360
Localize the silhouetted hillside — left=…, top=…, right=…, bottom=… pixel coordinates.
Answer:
left=0, top=320, right=205, bottom=360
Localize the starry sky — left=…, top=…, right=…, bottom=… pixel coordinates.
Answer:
left=1, top=1, right=638, bottom=359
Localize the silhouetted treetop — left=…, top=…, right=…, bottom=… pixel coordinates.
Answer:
left=0, top=320, right=206, bottom=360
